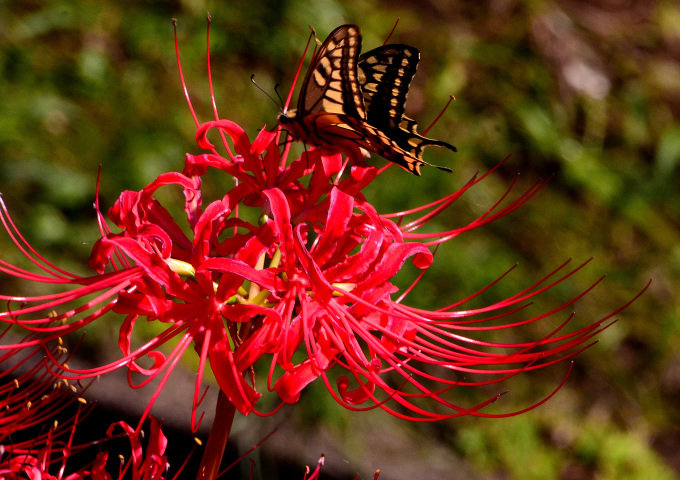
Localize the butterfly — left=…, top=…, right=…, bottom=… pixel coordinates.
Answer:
left=277, top=24, right=456, bottom=176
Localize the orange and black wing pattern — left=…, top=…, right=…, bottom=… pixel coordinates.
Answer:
left=277, top=25, right=366, bottom=146
left=278, top=24, right=455, bottom=176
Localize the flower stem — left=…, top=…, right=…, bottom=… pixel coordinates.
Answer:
left=197, top=390, right=236, bottom=480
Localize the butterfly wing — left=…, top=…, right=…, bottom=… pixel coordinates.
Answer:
left=279, top=25, right=455, bottom=176
left=342, top=116, right=452, bottom=175
left=358, top=45, right=456, bottom=175
left=279, top=25, right=369, bottom=148
left=296, top=25, right=365, bottom=119
left=358, top=44, right=419, bottom=129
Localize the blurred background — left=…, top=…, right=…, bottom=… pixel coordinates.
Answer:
left=1, top=0, right=679, bottom=479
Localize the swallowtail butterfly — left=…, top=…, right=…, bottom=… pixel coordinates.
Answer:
left=278, top=24, right=456, bottom=176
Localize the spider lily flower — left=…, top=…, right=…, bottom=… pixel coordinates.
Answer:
left=93, top=417, right=173, bottom=480
left=0, top=19, right=645, bottom=430
left=1, top=415, right=172, bottom=480
left=0, top=332, right=179, bottom=479
left=0, top=336, right=95, bottom=478
left=0, top=121, right=643, bottom=422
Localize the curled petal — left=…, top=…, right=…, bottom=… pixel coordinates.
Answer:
left=251, top=126, right=277, bottom=156
left=314, top=188, right=354, bottom=265
left=196, top=120, right=252, bottom=161
left=198, top=258, right=285, bottom=292
left=208, top=341, right=261, bottom=415
left=274, top=360, right=321, bottom=404
left=362, top=242, right=433, bottom=290
left=337, top=374, right=376, bottom=406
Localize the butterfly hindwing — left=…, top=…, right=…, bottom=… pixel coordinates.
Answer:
left=357, top=44, right=456, bottom=175
left=358, top=44, right=419, bottom=129
left=278, top=24, right=455, bottom=176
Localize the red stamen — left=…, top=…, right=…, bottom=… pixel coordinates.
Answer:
left=383, top=18, right=401, bottom=45
left=423, top=95, right=455, bottom=136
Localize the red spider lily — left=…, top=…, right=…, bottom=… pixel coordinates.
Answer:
left=0, top=332, right=94, bottom=474
left=1, top=418, right=171, bottom=480
left=2, top=410, right=175, bottom=480
left=91, top=417, right=172, bottom=480
left=0, top=331, right=182, bottom=479
left=0, top=18, right=645, bottom=435
left=1, top=119, right=639, bottom=423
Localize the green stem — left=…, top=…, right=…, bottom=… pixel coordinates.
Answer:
left=197, top=390, right=236, bottom=480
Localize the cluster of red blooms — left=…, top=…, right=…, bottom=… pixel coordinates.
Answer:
left=0, top=19, right=643, bottom=480
left=0, top=332, right=172, bottom=479
left=1, top=116, right=631, bottom=423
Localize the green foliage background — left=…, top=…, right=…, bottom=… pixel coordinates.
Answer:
left=1, top=0, right=679, bottom=479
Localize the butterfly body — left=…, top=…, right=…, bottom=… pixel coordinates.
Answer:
left=278, top=24, right=456, bottom=176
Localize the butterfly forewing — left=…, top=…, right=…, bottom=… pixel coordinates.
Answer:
left=299, top=25, right=365, bottom=120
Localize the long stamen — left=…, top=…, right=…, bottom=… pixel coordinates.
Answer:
left=423, top=94, right=455, bottom=136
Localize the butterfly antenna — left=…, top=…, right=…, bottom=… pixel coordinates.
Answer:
left=383, top=17, right=401, bottom=45
left=273, top=83, right=285, bottom=110
left=250, top=74, right=284, bottom=113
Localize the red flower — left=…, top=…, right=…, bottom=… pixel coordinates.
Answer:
left=0, top=332, right=180, bottom=479
left=91, top=417, right=170, bottom=480
left=0, top=22, right=645, bottom=426
left=0, top=335, right=94, bottom=467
